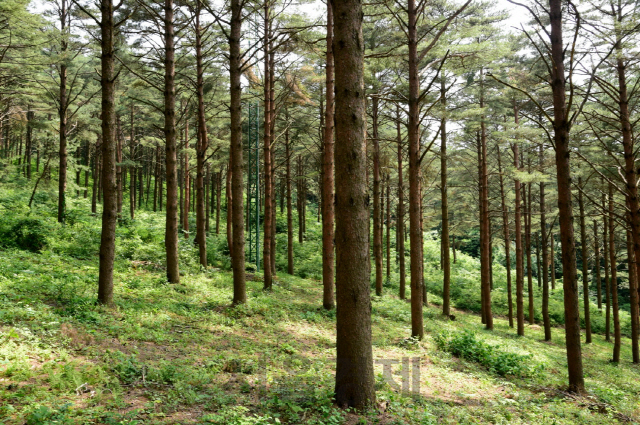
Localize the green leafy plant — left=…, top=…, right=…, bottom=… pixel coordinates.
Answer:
left=434, top=330, right=543, bottom=377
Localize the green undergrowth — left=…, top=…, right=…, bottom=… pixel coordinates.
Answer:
left=1, top=185, right=640, bottom=424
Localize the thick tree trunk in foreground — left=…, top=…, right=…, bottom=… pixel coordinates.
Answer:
left=230, top=0, right=246, bottom=304
left=549, top=0, right=584, bottom=391
left=332, top=0, right=375, bottom=408
left=97, top=0, right=117, bottom=306
left=322, top=1, right=335, bottom=309
left=407, top=0, right=424, bottom=339
left=194, top=0, right=208, bottom=267
left=615, top=36, right=640, bottom=362
left=164, top=0, right=180, bottom=283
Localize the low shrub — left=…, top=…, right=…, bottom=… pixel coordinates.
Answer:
left=434, top=330, right=543, bottom=377
left=0, top=217, right=50, bottom=252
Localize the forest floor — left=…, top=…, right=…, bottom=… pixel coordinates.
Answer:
left=1, top=242, right=640, bottom=425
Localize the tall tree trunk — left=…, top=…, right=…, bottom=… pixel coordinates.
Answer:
left=594, top=221, right=602, bottom=309
left=97, top=0, right=118, bottom=305
left=183, top=123, right=190, bottom=239
left=536, top=233, right=541, bottom=288
left=609, top=184, right=621, bottom=362
left=129, top=106, right=136, bottom=219
left=441, top=77, right=451, bottom=317
left=229, top=0, right=246, bottom=303
left=92, top=135, right=100, bottom=214
left=164, top=0, right=180, bottom=283
left=551, top=232, right=556, bottom=290
left=269, top=51, right=277, bottom=278
left=116, top=117, right=123, bottom=215
left=526, top=180, right=534, bottom=324
left=322, top=1, right=335, bottom=309
left=578, top=177, right=591, bottom=343
left=627, top=229, right=639, bottom=361
left=216, top=169, right=222, bottom=234
left=397, top=107, right=406, bottom=300
left=386, top=174, right=391, bottom=281
left=407, top=0, right=424, bottom=339
left=286, top=122, right=294, bottom=275
left=25, top=108, right=32, bottom=179
left=226, top=160, right=233, bottom=257
left=332, top=0, right=375, bottom=408
left=478, top=133, right=486, bottom=324
left=549, top=0, right=584, bottom=390
left=205, top=164, right=210, bottom=232
left=262, top=6, right=273, bottom=289
left=195, top=0, right=208, bottom=267
left=480, top=91, right=492, bottom=329
left=615, top=26, right=640, bottom=363
left=513, top=108, right=524, bottom=336
left=603, top=193, right=611, bottom=341
left=372, top=96, right=383, bottom=297
left=540, top=145, right=551, bottom=341
left=497, top=147, right=513, bottom=327
left=57, top=0, right=68, bottom=223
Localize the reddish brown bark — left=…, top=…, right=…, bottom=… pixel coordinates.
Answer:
left=594, top=222, right=602, bottom=309
left=441, top=78, right=451, bottom=317
left=407, top=0, right=424, bottom=339
left=229, top=0, right=246, bottom=304
left=550, top=0, right=584, bottom=390
left=397, top=107, right=406, bottom=300
left=479, top=71, right=492, bottom=330
left=97, top=0, right=117, bottom=305
left=497, top=146, right=513, bottom=327
left=164, top=0, right=180, bottom=283
left=322, top=0, right=335, bottom=309
left=372, top=96, right=382, bottom=297
left=609, top=184, right=621, bottom=362
left=194, top=0, right=208, bottom=267
left=578, top=177, right=591, bottom=343
left=513, top=108, right=524, bottom=336
left=540, top=145, right=551, bottom=341
left=331, top=0, right=375, bottom=408
left=57, top=0, right=68, bottom=223
left=614, top=24, right=640, bottom=362
left=286, top=122, right=294, bottom=275
left=263, top=4, right=273, bottom=290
